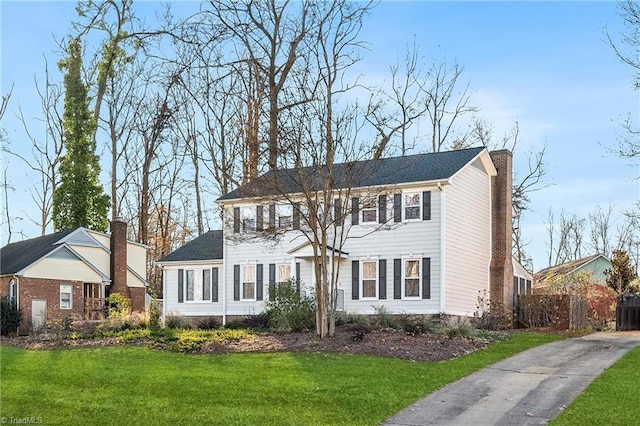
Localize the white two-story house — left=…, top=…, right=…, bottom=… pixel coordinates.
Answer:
left=159, top=147, right=516, bottom=324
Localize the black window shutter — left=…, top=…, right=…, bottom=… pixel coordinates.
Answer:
left=256, top=264, right=264, bottom=301
left=268, top=204, right=276, bottom=230
left=422, top=191, right=431, bottom=221
left=393, top=194, right=402, bottom=222
left=177, top=269, right=184, bottom=303
left=293, top=202, right=301, bottom=229
left=351, top=197, right=359, bottom=225
left=379, top=259, right=387, bottom=300
left=352, top=260, right=359, bottom=300
left=378, top=195, right=387, bottom=224
left=256, top=205, right=263, bottom=230
left=422, top=258, right=431, bottom=299
left=295, top=262, right=301, bottom=294
left=268, top=264, right=276, bottom=301
left=393, top=259, right=401, bottom=299
left=233, top=207, right=240, bottom=233
left=334, top=199, right=342, bottom=227
left=233, top=265, right=240, bottom=301
left=211, top=268, right=219, bottom=302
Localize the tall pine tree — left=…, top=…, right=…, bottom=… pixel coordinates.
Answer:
left=53, top=37, right=109, bottom=232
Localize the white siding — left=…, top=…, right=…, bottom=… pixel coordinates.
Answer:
left=73, top=245, right=110, bottom=277
left=127, top=243, right=148, bottom=280
left=444, top=162, right=492, bottom=316
left=223, top=187, right=442, bottom=316
left=163, top=262, right=224, bottom=316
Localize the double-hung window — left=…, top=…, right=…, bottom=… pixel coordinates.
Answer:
left=60, top=284, right=72, bottom=309
left=361, top=197, right=377, bottom=223
left=241, top=207, right=256, bottom=232
left=277, top=204, right=293, bottom=229
left=404, top=193, right=421, bottom=220
left=361, top=260, right=378, bottom=298
left=404, top=259, right=420, bottom=298
left=242, top=264, right=256, bottom=300
left=202, top=269, right=211, bottom=300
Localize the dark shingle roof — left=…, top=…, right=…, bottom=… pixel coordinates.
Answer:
left=158, top=230, right=223, bottom=263
left=218, top=147, right=485, bottom=201
left=0, top=227, right=79, bottom=275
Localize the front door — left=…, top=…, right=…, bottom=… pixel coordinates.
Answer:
left=31, top=299, right=47, bottom=330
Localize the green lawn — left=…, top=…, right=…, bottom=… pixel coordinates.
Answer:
left=551, top=345, right=640, bottom=425
left=0, top=332, right=561, bottom=425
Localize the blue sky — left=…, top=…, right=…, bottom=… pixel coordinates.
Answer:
left=1, top=1, right=639, bottom=271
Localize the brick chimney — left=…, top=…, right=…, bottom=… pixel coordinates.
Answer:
left=109, top=217, right=130, bottom=298
left=489, top=150, right=514, bottom=312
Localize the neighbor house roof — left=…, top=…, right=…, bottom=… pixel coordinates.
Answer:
left=218, top=146, right=488, bottom=201
left=533, top=254, right=609, bottom=287
left=0, top=227, right=79, bottom=275
left=157, top=230, right=223, bottom=263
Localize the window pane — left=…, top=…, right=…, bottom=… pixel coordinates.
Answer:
left=203, top=269, right=211, bottom=301
left=405, top=279, right=420, bottom=297
left=278, top=264, right=291, bottom=282
left=363, top=280, right=376, bottom=298
left=186, top=270, right=195, bottom=301
left=362, top=210, right=377, bottom=222
left=405, top=193, right=419, bottom=206
left=243, top=282, right=255, bottom=299
left=405, top=260, right=419, bottom=278
left=405, top=206, right=420, bottom=219
left=243, top=265, right=255, bottom=299
left=363, top=261, right=377, bottom=279
left=60, top=284, right=72, bottom=309
left=278, top=216, right=292, bottom=228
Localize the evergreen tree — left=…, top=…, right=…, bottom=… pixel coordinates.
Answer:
left=605, top=250, right=637, bottom=295
left=53, top=38, right=109, bottom=232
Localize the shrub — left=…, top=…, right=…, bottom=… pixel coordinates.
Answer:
left=263, top=281, right=315, bottom=332
left=0, top=296, right=21, bottom=336
left=165, top=314, right=192, bottom=329
left=335, top=312, right=369, bottom=327
left=440, top=316, right=475, bottom=339
left=225, top=314, right=269, bottom=330
left=398, top=314, right=438, bottom=336
left=148, top=293, right=162, bottom=331
left=371, top=306, right=400, bottom=329
left=198, top=317, right=222, bottom=330
left=106, top=293, right=131, bottom=319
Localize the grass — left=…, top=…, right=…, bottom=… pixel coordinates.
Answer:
left=551, top=345, right=640, bottom=425
left=0, top=332, right=561, bottom=425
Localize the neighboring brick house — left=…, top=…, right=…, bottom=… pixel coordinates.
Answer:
left=0, top=218, right=148, bottom=334
left=160, top=147, right=523, bottom=323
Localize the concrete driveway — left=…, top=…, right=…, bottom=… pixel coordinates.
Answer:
left=383, top=332, right=640, bottom=426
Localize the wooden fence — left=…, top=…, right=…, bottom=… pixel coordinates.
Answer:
left=515, top=294, right=588, bottom=330
left=616, top=295, right=640, bottom=331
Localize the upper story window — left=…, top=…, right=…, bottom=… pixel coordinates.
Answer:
left=361, top=197, right=377, bottom=223
left=404, top=193, right=421, bottom=220
left=241, top=207, right=256, bottom=232
left=276, top=204, right=293, bottom=229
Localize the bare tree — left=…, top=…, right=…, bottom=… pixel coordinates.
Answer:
left=588, top=204, right=613, bottom=256
left=2, top=65, right=64, bottom=235
left=546, top=208, right=586, bottom=266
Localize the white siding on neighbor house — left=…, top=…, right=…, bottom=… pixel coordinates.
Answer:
left=163, top=262, right=224, bottom=316
left=24, top=255, right=104, bottom=283
left=443, top=161, right=492, bottom=316
left=222, top=185, right=442, bottom=316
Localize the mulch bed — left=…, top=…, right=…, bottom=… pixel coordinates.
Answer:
left=1, top=326, right=499, bottom=363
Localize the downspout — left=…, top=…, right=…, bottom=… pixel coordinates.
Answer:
left=438, top=182, right=446, bottom=313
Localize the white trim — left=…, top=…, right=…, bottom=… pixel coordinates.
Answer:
left=440, top=185, right=446, bottom=312
left=240, top=263, right=257, bottom=301
left=401, top=257, right=422, bottom=299
left=60, top=283, right=73, bottom=310
left=449, top=148, right=497, bottom=182
left=18, top=244, right=109, bottom=281
left=360, top=259, right=379, bottom=300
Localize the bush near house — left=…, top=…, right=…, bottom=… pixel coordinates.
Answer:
left=0, top=295, right=21, bottom=336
